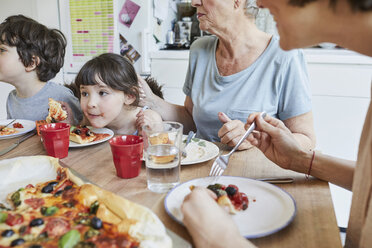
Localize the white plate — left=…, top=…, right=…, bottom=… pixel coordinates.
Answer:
left=164, top=176, right=297, bottom=238
left=0, top=119, right=36, bottom=140
left=69, top=127, right=114, bottom=148
left=181, top=135, right=219, bottom=165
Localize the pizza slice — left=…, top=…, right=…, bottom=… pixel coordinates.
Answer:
left=69, top=125, right=110, bottom=144
left=46, top=98, right=67, bottom=123
left=190, top=183, right=249, bottom=214
left=0, top=127, right=18, bottom=136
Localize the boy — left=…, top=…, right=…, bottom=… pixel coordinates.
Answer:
left=0, top=15, right=82, bottom=124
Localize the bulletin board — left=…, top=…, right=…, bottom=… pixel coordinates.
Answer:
left=59, top=0, right=119, bottom=73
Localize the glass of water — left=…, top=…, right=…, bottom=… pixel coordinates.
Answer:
left=142, top=121, right=183, bottom=193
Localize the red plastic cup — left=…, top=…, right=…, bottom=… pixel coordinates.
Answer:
left=109, top=135, right=144, bottom=179
left=39, top=123, right=70, bottom=159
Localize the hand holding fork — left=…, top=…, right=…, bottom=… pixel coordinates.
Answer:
left=209, top=112, right=266, bottom=177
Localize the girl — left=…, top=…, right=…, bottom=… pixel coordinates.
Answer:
left=73, top=53, right=163, bottom=135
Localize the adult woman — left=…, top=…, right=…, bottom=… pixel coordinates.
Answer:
left=139, top=0, right=315, bottom=150
left=181, top=0, right=372, bottom=247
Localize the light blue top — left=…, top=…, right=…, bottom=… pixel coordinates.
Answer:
left=183, top=35, right=312, bottom=141
left=6, top=81, right=83, bottom=125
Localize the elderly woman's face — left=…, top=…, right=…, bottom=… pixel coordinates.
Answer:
left=192, top=0, right=235, bottom=33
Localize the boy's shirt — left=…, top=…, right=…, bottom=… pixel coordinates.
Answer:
left=6, top=82, right=83, bottom=125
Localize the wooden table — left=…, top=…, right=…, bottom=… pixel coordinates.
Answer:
left=0, top=135, right=342, bottom=247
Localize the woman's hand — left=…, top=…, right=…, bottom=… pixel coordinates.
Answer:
left=245, top=113, right=306, bottom=172
left=218, top=112, right=252, bottom=150
left=181, top=187, right=254, bottom=248
left=138, top=74, right=156, bottom=108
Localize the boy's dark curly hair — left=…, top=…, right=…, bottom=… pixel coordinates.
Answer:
left=0, top=15, right=67, bottom=82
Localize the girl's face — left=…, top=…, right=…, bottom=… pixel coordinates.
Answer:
left=257, top=0, right=323, bottom=50
left=79, top=78, right=127, bottom=128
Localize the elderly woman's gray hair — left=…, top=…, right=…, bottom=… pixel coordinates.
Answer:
left=245, top=0, right=259, bottom=18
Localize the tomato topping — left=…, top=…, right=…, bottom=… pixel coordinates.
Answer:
left=25, top=184, right=34, bottom=189
left=53, top=180, right=74, bottom=194
left=24, top=198, right=45, bottom=209
left=5, top=213, right=24, bottom=226
left=43, top=217, right=70, bottom=237
left=13, top=122, right=24, bottom=128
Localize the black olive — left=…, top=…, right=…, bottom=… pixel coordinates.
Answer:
left=74, top=241, right=96, bottom=248
left=86, top=130, right=91, bottom=136
left=1, top=229, right=14, bottom=237
left=38, top=232, right=48, bottom=239
left=54, top=190, right=63, bottom=197
left=225, top=186, right=237, bottom=196
left=41, top=184, right=53, bottom=193
left=29, top=245, right=42, bottom=248
left=48, top=181, right=58, bottom=187
left=11, top=238, right=25, bottom=247
left=73, top=129, right=81, bottom=135
left=63, top=202, right=75, bottom=208
left=19, top=225, right=27, bottom=235
left=64, top=185, right=72, bottom=191
left=51, top=117, right=57, bottom=123
left=91, top=217, right=102, bottom=229
left=30, top=218, right=44, bottom=227
left=82, top=125, right=87, bottom=128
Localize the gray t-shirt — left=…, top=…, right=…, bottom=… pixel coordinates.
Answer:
left=7, top=82, right=83, bottom=125
left=183, top=35, right=312, bottom=141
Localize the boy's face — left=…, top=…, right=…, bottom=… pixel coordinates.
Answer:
left=79, top=78, right=126, bottom=128
left=0, top=44, right=27, bottom=85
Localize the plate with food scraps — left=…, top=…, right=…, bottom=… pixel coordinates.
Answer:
left=181, top=135, right=219, bottom=165
left=69, top=126, right=114, bottom=148
left=0, top=119, right=36, bottom=140
left=164, top=176, right=296, bottom=238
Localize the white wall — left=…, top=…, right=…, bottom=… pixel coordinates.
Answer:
left=0, top=0, right=62, bottom=119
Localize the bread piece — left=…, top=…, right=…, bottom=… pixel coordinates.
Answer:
left=46, top=98, right=67, bottom=123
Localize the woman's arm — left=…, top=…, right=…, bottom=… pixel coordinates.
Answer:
left=283, top=111, right=316, bottom=150
left=218, top=111, right=316, bottom=151
left=138, top=76, right=196, bottom=133
left=246, top=113, right=355, bottom=190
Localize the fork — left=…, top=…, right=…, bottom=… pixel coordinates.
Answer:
left=209, top=112, right=266, bottom=177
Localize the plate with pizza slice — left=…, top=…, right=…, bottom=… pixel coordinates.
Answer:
left=0, top=119, right=36, bottom=140
left=164, top=176, right=297, bottom=238
left=69, top=126, right=114, bottom=148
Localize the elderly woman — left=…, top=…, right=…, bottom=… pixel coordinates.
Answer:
left=181, top=0, right=372, bottom=247
left=139, top=0, right=315, bottom=150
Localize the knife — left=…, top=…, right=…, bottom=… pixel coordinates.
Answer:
left=0, top=130, right=36, bottom=156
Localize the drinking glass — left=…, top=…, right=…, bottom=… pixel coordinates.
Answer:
left=142, top=121, right=183, bottom=193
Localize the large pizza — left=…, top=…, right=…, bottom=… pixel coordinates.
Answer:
left=0, top=156, right=171, bottom=248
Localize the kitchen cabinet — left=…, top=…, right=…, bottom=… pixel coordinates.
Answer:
left=151, top=48, right=372, bottom=229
